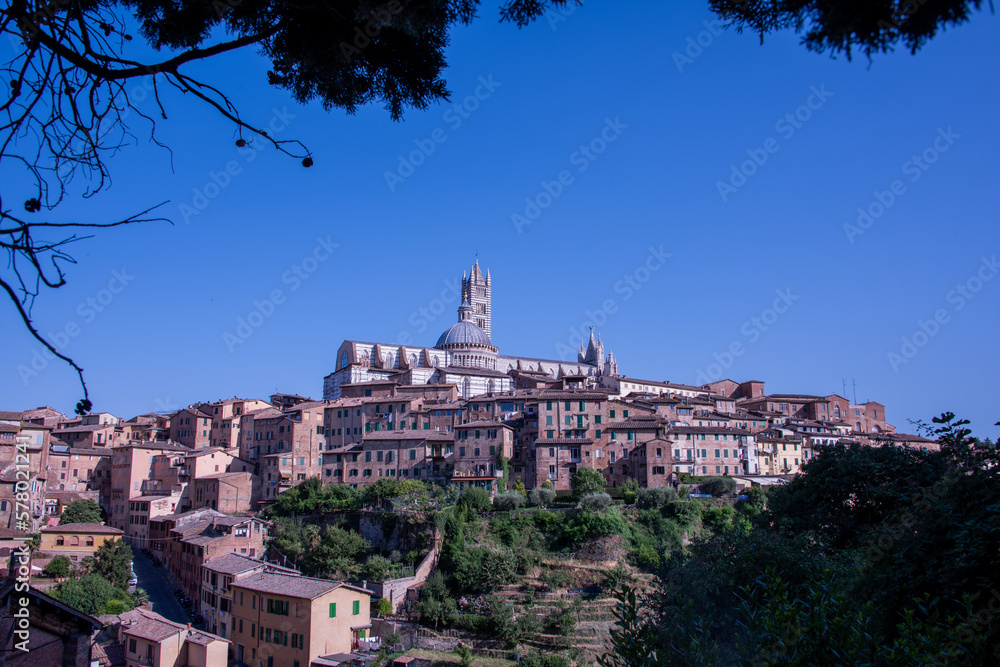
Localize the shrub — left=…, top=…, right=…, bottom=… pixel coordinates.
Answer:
left=664, top=500, right=702, bottom=527
left=493, top=491, right=525, bottom=511
left=457, top=487, right=492, bottom=513
left=455, top=644, right=473, bottom=667
left=377, top=597, right=393, bottom=618
left=604, top=562, right=629, bottom=592
left=702, top=505, right=736, bottom=533
left=528, top=487, right=555, bottom=507
left=621, top=479, right=640, bottom=505
left=519, top=653, right=569, bottom=667
left=362, top=555, right=392, bottom=582
left=636, top=545, right=660, bottom=570
left=637, top=486, right=676, bottom=509
left=700, top=476, right=738, bottom=497
left=571, top=467, right=606, bottom=498
left=44, top=555, right=72, bottom=578
left=579, top=492, right=612, bottom=512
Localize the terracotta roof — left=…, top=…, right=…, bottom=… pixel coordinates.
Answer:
left=202, top=553, right=268, bottom=576
left=42, top=523, right=122, bottom=535
left=456, top=421, right=511, bottom=429
left=669, top=426, right=752, bottom=436
left=196, top=471, right=249, bottom=480
left=607, top=419, right=664, bottom=430
left=0, top=527, right=28, bottom=539
left=92, top=640, right=125, bottom=667
left=231, top=571, right=364, bottom=600
left=67, top=447, right=113, bottom=456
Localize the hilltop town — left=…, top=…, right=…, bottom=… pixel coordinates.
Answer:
left=0, top=261, right=941, bottom=667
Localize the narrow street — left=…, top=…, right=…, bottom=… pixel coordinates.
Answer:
left=131, top=548, right=189, bottom=625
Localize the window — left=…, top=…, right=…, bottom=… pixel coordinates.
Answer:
left=129, top=639, right=136, bottom=653
left=266, top=599, right=289, bottom=616
left=353, top=600, right=360, bottom=615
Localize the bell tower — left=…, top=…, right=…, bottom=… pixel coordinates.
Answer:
left=462, top=259, right=492, bottom=339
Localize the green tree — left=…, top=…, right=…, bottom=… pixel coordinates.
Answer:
left=571, top=467, right=606, bottom=498
left=528, top=487, right=555, bottom=507
left=493, top=490, right=525, bottom=511
left=44, top=555, right=73, bottom=578
left=767, top=441, right=944, bottom=549
left=597, top=587, right=659, bottom=667
left=579, top=492, right=612, bottom=512
left=51, top=573, right=133, bottom=616
left=710, top=0, right=988, bottom=60
left=362, top=555, right=392, bottom=582
left=376, top=597, right=393, bottom=618
left=416, top=572, right=455, bottom=630
left=514, top=476, right=527, bottom=495
left=90, top=538, right=134, bottom=589
left=455, top=644, right=474, bottom=667
left=59, top=499, right=104, bottom=525
left=699, top=476, right=737, bottom=497
left=457, top=487, right=492, bottom=513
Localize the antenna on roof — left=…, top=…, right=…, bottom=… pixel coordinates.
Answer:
left=842, top=378, right=847, bottom=399
left=852, top=378, right=857, bottom=405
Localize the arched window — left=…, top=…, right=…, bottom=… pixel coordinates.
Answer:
left=85, top=537, right=94, bottom=547
left=70, top=536, right=80, bottom=546
left=463, top=379, right=471, bottom=398
left=56, top=537, right=65, bottom=546
left=487, top=380, right=495, bottom=394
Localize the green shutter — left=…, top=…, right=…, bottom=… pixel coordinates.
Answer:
left=353, top=600, right=360, bottom=615
left=329, top=602, right=336, bottom=617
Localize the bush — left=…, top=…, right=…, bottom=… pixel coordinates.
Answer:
left=621, top=479, right=639, bottom=505
left=457, top=487, right=492, bottom=513
left=579, top=492, right=612, bottom=512
left=493, top=491, right=525, bottom=511
left=528, top=487, right=555, bottom=507
left=664, top=500, right=702, bottom=527
left=637, top=486, right=676, bottom=509
left=519, top=653, right=569, bottom=667
left=702, top=505, right=736, bottom=533
left=636, top=545, right=660, bottom=570
left=44, top=555, right=72, bottom=578
left=376, top=597, right=393, bottom=617
left=362, top=555, right=392, bottom=582
left=700, top=476, right=738, bottom=497
left=571, top=467, right=606, bottom=498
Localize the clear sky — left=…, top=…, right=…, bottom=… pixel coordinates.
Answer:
left=2, top=1, right=998, bottom=438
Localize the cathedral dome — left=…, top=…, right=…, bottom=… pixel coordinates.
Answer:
left=436, top=321, right=493, bottom=349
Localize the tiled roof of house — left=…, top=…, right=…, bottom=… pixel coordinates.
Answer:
left=202, top=553, right=268, bottom=576
left=232, top=571, right=367, bottom=600
left=42, top=523, right=122, bottom=535
left=607, top=419, right=665, bottom=430
left=456, top=421, right=511, bottom=429
left=668, top=426, right=752, bottom=436
left=0, top=527, right=28, bottom=539
left=67, top=447, right=113, bottom=456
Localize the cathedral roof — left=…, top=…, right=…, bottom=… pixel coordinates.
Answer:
left=435, top=321, right=493, bottom=349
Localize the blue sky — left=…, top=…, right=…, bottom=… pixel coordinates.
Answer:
left=2, top=1, right=998, bottom=438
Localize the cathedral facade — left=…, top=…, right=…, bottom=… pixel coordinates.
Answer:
left=322, top=260, right=620, bottom=400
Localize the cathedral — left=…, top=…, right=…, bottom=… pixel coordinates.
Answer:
left=322, top=260, right=620, bottom=399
